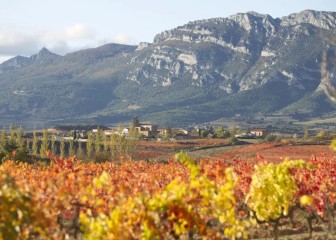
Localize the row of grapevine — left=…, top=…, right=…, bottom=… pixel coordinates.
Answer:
left=0, top=151, right=335, bottom=239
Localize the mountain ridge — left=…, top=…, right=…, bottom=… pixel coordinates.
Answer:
left=0, top=10, right=335, bottom=128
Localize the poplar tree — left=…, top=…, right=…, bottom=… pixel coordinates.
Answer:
left=16, top=126, right=24, bottom=148
left=60, top=139, right=65, bottom=159
left=51, top=134, right=56, bottom=155
left=110, top=133, right=116, bottom=159
left=94, top=128, right=101, bottom=154
left=9, top=124, right=16, bottom=143
left=87, top=134, right=93, bottom=158
left=103, top=134, right=109, bottom=155
left=69, top=140, right=75, bottom=156
left=40, top=130, right=49, bottom=158
left=26, top=139, right=30, bottom=152
left=77, top=141, right=84, bottom=160
left=0, top=131, right=6, bottom=143
left=32, top=131, right=38, bottom=155
left=116, top=124, right=124, bottom=159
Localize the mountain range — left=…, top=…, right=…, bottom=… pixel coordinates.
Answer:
left=1, top=10, right=336, bottom=128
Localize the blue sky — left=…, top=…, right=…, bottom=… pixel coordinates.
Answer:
left=0, top=0, right=335, bottom=63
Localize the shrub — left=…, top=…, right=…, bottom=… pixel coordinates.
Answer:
left=228, top=136, right=238, bottom=145
left=264, top=134, right=276, bottom=143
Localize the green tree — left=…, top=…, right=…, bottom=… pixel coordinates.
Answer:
left=215, top=127, right=228, bottom=138
left=230, top=127, right=237, bottom=138
left=110, top=134, right=116, bottom=159
left=228, top=136, right=238, bottom=145
left=0, top=141, right=17, bottom=163
left=0, top=131, right=6, bottom=143
left=77, top=141, right=84, bottom=160
left=116, top=135, right=125, bottom=159
left=26, top=139, right=30, bottom=152
left=94, top=128, right=102, bottom=154
left=87, top=134, right=93, bottom=158
left=124, top=135, right=136, bottom=159
left=40, top=130, right=49, bottom=158
left=265, top=134, right=277, bottom=143
left=115, top=124, right=124, bottom=159
left=163, top=132, right=171, bottom=140
left=201, top=130, right=208, bottom=138
left=103, top=134, right=109, bottom=155
left=128, top=124, right=139, bottom=139
left=223, top=131, right=230, bottom=138
left=69, top=140, right=75, bottom=156
left=51, top=134, right=56, bottom=155
left=32, top=131, right=38, bottom=155
left=16, top=126, right=24, bottom=148
left=13, top=145, right=32, bottom=164
left=9, top=124, right=16, bottom=143
left=60, top=139, right=65, bottom=159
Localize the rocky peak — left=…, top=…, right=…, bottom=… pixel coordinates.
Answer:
left=39, top=47, right=50, bottom=54
left=0, top=55, right=31, bottom=73
left=130, top=10, right=336, bottom=96
left=0, top=48, right=59, bottom=71
left=0, top=10, right=335, bottom=126
left=153, top=11, right=282, bottom=44
left=228, top=12, right=280, bottom=36
left=30, top=47, right=60, bottom=64
left=281, top=10, right=336, bottom=30
left=37, top=47, right=59, bottom=58
left=228, top=11, right=270, bottom=22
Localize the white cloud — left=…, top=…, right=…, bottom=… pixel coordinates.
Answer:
left=0, top=23, right=96, bottom=60
left=0, top=24, right=136, bottom=63
left=0, top=25, right=39, bottom=55
left=40, top=24, right=95, bottom=43
left=96, top=33, right=135, bottom=47
left=109, top=33, right=134, bottom=45
left=64, top=24, right=94, bottom=39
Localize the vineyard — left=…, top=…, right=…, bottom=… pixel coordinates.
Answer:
left=0, top=125, right=335, bottom=239
left=0, top=139, right=335, bottom=239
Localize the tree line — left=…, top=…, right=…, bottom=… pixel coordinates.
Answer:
left=0, top=124, right=136, bottom=164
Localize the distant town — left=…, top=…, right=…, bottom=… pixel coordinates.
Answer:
left=30, top=122, right=270, bottom=143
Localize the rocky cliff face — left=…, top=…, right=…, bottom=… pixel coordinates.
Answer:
left=0, top=10, right=335, bottom=127
left=281, top=10, right=336, bottom=30
left=126, top=10, right=334, bottom=94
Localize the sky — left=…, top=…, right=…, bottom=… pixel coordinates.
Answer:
left=0, top=0, right=335, bottom=63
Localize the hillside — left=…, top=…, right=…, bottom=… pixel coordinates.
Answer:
left=1, top=10, right=336, bottom=128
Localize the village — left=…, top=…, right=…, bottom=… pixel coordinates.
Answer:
left=39, top=121, right=268, bottom=143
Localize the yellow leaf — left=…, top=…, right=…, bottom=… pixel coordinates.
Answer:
left=300, top=195, right=313, bottom=206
